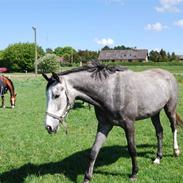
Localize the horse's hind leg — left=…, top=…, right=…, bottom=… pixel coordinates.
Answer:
left=164, top=105, right=180, bottom=156
left=83, top=122, right=113, bottom=183
left=151, top=112, right=163, bottom=164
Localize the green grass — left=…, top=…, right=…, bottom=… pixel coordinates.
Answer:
left=0, top=66, right=183, bottom=183
left=103, top=61, right=183, bottom=74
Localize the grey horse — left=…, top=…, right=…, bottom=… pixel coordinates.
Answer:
left=42, top=62, right=183, bottom=182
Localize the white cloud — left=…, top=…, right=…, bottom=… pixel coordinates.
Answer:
left=145, top=22, right=167, bottom=32
left=155, top=0, right=183, bottom=13
left=175, top=19, right=183, bottom=28
left=95, top=38, right=114, bottom=46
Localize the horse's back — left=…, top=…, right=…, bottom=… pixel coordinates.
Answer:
left=140, top=68, right=178, bottom=98
left=125, top=68, right=177, bottom=95
left=115, top=68, right=178, bottom=120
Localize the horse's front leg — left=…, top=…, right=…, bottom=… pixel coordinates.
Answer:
left=83, top=123, right=113, bottom=183
left=1, top=96, right=5, bottom=108
left=124, top=120, right=138, bottom=181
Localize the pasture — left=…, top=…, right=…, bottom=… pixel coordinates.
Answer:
left=0, top=65, right=183, bottom=183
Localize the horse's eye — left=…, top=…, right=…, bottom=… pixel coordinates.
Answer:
left=54, top=94, right=60, bottom=99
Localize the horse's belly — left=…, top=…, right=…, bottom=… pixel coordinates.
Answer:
left=136, top=97, right=168, bottom=120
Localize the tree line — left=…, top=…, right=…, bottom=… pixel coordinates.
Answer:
left=0, top=42, right=181, bottom=72
left=0, top=43, right=99, bottom=72
left=149, top=49, right=178, bottom=62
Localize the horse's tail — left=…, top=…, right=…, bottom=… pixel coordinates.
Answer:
left=176, top=112, right=183, bottom=127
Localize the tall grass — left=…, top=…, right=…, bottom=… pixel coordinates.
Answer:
left=0, top=69, right=183, bottom=183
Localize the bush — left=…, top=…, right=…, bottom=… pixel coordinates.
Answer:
left=3, top=42, right=44, bottom=72
left=38, top=53, right=61, bottom=73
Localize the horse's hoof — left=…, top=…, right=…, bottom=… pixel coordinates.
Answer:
left=153, top=157, right=160, bottom=164
left=2, top=105, right=5, bottom=109
left=174, top=149, right=180, bottom=157
left=129, top=175, right=137, bottom=181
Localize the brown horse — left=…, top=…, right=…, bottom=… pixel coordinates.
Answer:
left=0, top=75, right=17, bottom=108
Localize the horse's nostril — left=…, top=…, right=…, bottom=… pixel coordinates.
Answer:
left=46, top=125, right=52, bottom=133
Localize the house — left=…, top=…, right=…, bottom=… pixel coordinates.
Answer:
left=177, top=55, right=183, bottom=61
left=98, top=49, right=148, bottom=62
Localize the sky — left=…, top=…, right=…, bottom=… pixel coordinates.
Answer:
left=0, top=0, right=183, bottom=54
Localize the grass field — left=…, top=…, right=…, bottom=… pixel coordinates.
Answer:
left=0, top=65, right=183, bottom=183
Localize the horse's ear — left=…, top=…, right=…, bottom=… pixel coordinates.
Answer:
left=52, top=72, right=62, bottom=83
left=42, top=73, right=49, bottom=81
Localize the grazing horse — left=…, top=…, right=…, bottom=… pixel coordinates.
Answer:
left=42, top=62, right=183, bottom=182
left=0, top=75, right=17, bottom=108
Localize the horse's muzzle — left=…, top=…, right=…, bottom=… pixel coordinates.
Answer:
left=45, top=125, right=58, bottom=134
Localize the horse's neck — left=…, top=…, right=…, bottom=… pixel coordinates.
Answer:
left=65, top=72, right=104, bottom=107
left=6, top=81, right=15, bottom=96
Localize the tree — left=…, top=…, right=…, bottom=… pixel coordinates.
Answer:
left=0, top=50, right=5, bottom=67
left=171, top=52, right=178, bottom=61
left=149, top=49, right=179, bottom=62
left=101, top=45, right=111, bottom=50
left=3, top=43, right=44, bottom=71
left=54, top=46, right=76, bottom=56
left=63, top=53, right=71, bottom=63
left=73, top=52, right=82, bottom=63
left=113, top=45, right=132, bottom=50
left=46, top=48, right=53, bottom=54
left=167, top=52, right=171, bottom=61
left=77, top=50, right=99, bottom=63
left=54, top=47, right=64, bottom=57
left=0, top=50, right=4, bottom=60
left=149, top=50, right=160, bottom=62
left=102, top=45, right=132, bottom=50
left=159, top=49, right=168, bottom=62
left=62, top=46, right=76, bottom=55
left=54, top=46, right=76, bottom=63
left=38, top=53, right=60, bottom=73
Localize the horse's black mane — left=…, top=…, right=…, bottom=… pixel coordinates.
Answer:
left=58, top=60, right=127, bottom=80
left=46, top=61, right=127, bottom=88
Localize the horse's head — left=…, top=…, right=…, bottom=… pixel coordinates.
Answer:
left=10, top=93, right=17, bottom=108
left=42, top=72, right=72, bottom=134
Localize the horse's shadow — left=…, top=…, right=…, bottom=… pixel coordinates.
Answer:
left=0, top=144, right=156, bottom=183
left=0, top=106, right=12, bottom=109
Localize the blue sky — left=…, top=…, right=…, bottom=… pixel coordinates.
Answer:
left=0, top=0, right=183, bottom=54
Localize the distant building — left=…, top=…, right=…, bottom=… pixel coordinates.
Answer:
left=177, top=55, right=183, bottom=61
left=98, top=49, right=148, bottom=62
